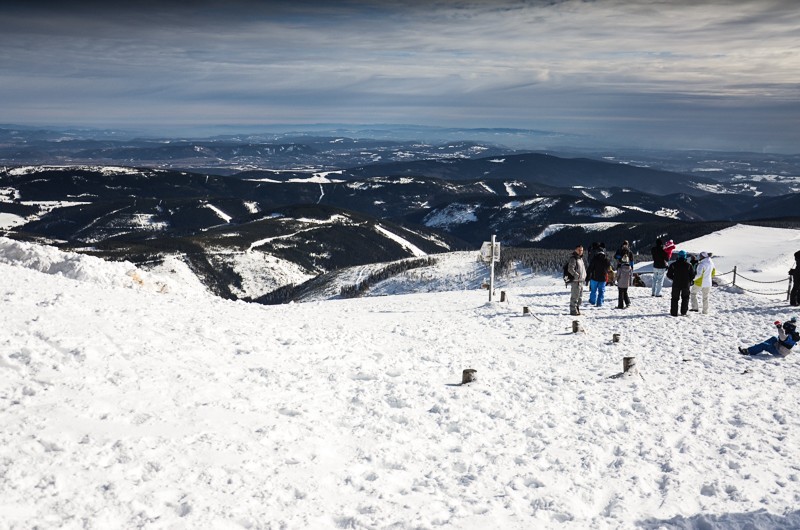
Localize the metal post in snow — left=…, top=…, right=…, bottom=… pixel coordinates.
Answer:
left=733, top=265, right=737, bottom=287
left=489, top=234, right=496, bottom=302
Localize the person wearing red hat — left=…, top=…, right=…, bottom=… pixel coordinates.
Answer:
left=739, top=317, right=799, bottom=357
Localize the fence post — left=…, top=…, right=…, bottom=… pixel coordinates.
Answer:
left=788, top=276, right=793, bottom=302
left=732, top=265, right=737, bottom=287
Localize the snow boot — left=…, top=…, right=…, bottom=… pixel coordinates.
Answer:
left=738, top=347, right=749, bottom=355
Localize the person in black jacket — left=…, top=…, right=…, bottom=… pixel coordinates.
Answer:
left=789, top=250, right=800, bottom=306
left=666, top=250, right=695, bottom=316
left=651, top=238, right=668, bottom=297
left=586, top=246, right=612, bottom=307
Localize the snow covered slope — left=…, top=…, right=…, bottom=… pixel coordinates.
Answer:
left=635, top=224, right=800, bottom=300
left=1, top=230, right=800, bottom=529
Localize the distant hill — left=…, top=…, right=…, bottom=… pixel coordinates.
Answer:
left=3, top=165, right=800, bottom=299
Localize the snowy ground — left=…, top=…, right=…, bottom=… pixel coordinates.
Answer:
left=2, top=228, right=800, bottom=529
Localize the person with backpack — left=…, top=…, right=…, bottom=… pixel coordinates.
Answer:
left=614, top=240, right=635, bottom=269
left=789, top=251, right=800, bottom=306
left=586, top=245, right=612, bottom=307
left=651, top=238, right=669, bottom=297
left=666, top=250, right=695, bottom=316
left=738, top=317, right=799, bottom=357
left=691, top=251, right=715, bottom=314
left=565, top=244, right=587, bottom=316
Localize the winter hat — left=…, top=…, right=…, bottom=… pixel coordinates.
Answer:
left=656, top=238, right=663, bottom=245
left=677, top=250, right=687, bottom=259
left=700, top=251, right=709, bottom=259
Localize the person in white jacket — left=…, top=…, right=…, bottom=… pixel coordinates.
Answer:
left=691, top=251, right=715, bottom=314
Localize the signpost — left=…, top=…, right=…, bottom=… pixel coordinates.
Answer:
left=480, top=235, right=500, bottom=301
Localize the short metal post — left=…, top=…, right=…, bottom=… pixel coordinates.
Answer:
left=489, top=234, right=496, bottom=302
left=732, top=265, right=737, bottom=287
left=461, top=369, right=477, bottom=385
left=623, top=357, right=637, bottom=375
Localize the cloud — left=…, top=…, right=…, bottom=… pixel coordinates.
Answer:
left=1, top=0, right=798, bottom=150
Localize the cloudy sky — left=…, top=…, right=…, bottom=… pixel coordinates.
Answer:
left=2, top=0, right=798, bottom=151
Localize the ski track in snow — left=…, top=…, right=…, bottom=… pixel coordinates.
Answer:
left=2, top=233, right=800, bottom=528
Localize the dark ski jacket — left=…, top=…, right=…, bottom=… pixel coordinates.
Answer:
left=667, top=258, right=695, bottom=289
left=587, top=251, right=612, bottom=283
left=651, top=244, right=668, bottom=269
left=790, top=250, right=800, bottom=280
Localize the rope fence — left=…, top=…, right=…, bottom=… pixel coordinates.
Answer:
left=636, top=265, right=793, bottom=300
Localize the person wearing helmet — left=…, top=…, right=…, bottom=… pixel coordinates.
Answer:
left=666, top=250, right=695, bottom=317
left=739, top=317, right=799, bottom=357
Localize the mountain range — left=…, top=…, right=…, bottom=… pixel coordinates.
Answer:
left=1, top=130, right=799, bottom=302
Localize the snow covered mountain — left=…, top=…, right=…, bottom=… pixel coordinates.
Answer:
left=3, top=164, right=800, bottom=302
left=2, top=225, right=800, bottom=528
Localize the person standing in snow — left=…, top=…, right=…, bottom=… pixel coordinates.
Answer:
left=739, top=317, right=799, bottom=357
left=651, top=238, right=668, bottom=297
left=666, top=250, right=695, bottom=317
left=691, top=251, right=715, bottom=314
left=663, top=239, right=676, bottom=260
left=567, top=244, right=587, bottom=316
left=587, top=242, right=601, bottom=263
left=789, top=251, right=800, bottom=306
left=614, top=240, right=635, bottom=269
left=616, top=254, right=632, bottom=309
left=586, top=245, right=612, bottom=307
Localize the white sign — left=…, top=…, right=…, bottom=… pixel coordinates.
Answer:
left=480, top=241, right=500, bottom=262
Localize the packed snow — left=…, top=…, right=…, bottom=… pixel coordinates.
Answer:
left=0, top=213, right=26, bottom=229
left=2, top=225, right=800, bottom=529
left=374, top=225, right=427, bottom=258
left=203, top=204, right=233, bottom=223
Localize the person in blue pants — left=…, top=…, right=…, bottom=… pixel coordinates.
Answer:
left=586, top=245, right=612, bottom=307
left=739, top=318, right=798, bottom=357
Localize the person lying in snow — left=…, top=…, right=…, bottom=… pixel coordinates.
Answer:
left=738, top=317, right=800, bottom=357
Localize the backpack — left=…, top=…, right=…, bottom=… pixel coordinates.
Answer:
left=563, top=260, right=574, bottom=283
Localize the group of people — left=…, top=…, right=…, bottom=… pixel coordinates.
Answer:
left=565, top=240, right=635, bottom=315
left=565, top=238, right=715, bottom=318
left=564, top=238, right=799, bottom=359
